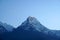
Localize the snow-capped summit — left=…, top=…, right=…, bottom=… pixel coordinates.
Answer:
left=27, top=16, right=40, bottom=25
left=16, top=16, right=48, bottom=32
left=27, top=16, right=37, bottom=23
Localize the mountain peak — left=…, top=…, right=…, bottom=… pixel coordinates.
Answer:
left=16, top=16, right=48, bottom=32
left=27, top=16, right=36, bottom=21
left=27, top=16, right=38, bottom=24
left=27, top=16, right=36, bottom=20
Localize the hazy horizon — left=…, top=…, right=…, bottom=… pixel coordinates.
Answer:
left=0, top=0, right=60, bottom=30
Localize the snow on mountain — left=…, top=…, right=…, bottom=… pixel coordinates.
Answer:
left=0, top=21, right=14, bottom=31
left=15, top=16, right=60, bottom=37
left=0, top=24, right=7, bottom=33
left=16, top=16, right=49, bottom=33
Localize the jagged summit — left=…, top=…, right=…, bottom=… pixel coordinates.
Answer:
left=27, top=16, right=40, bottom=24
left=27, top=16, right=36, bottom=22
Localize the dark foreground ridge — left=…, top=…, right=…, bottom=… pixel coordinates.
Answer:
left=0, top=16, right=60, bottom=40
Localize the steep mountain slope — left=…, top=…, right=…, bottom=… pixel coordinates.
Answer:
left=16, top=16, right=48, bottom=32
left=15, top=16, right=55, bottom=35
left=15, top=16, right=57, bottom=40
left=0, top=24, right=7, bottom=33
left=16, top=16, right=60, bottom=37
left=0, top=21, right=14, bottom=31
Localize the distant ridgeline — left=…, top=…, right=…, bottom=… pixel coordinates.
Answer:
left=0, top=16, right=60, bottom=40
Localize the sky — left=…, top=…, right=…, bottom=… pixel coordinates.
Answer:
left=0, top=0, right=60, bottom=30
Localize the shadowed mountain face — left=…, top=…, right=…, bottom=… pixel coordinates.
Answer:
left=16, top=16, right=48, bottom=32
left=0, top=22, right=14, bottom=31
left=15, top=16, right=55, bottom=36
left=12, top=16, right=59, bottom=40
left=0, top=16, right=60, bottom=40
left=0, top=24, right=7, bottom=33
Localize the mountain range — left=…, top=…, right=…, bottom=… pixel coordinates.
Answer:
left=0, top=16, right=60, bottom=40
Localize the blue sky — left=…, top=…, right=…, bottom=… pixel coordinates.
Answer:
left=0, top=0, right=60, bottom=30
